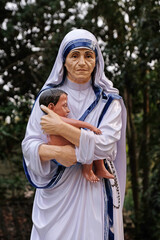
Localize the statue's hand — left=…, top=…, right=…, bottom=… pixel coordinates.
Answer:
left=40, top=105, right=63, bottom=135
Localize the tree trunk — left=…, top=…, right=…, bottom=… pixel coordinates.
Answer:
left=124, top=88, right=140, bottom=222
left=142, top=83, right=150, bottom=194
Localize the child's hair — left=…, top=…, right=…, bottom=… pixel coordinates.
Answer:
left=39, top=88, right=67, bottom=107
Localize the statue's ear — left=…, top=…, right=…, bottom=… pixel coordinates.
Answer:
left=48, top=103, right=55, bottom=110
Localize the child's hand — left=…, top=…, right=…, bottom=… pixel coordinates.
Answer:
left=92, top=127, right=102, bottom=135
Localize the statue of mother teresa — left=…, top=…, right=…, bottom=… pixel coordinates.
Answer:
left=22, top=29, right=127, bottom=240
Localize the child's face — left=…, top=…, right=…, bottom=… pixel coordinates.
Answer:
left=53, top=94, right=70, bottom=117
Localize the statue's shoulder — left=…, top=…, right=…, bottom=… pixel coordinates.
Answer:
left=102, top=92, right=122, bottom=101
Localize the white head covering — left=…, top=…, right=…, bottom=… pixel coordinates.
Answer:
left=42, top=29, right=127, bottom=204
left=43, top=29, right=118, bottom=94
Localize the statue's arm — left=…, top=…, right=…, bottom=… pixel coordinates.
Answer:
left=38, top=144, right=76, bottom=167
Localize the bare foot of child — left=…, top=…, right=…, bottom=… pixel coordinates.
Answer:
left=82, top=164, right=100, bottom=183
left=94, top=160, right=114, bottom=179
left=95, top=170, right=114, bottom=179
left=95, top=168, right=114, bottom=179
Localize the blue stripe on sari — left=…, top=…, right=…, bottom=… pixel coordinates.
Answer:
left=23, top=157, right=65, bottom=189
left=62, top=38, right=98, bottom=62
left=99, top=93, right=121, bottom=240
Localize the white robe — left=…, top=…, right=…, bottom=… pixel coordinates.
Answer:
left=22, top=79, right=124, bottom=240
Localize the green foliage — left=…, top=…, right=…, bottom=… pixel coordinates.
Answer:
left=139, top=157, right=160, bottom=240
left=124, top=188, right=134, bottom=212
left=148, top=161, right=160, bottom=240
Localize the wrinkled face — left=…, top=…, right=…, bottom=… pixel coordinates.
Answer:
left=48, top=94, right=70, bottom=117
left=64, top=48, right=96, bottom=84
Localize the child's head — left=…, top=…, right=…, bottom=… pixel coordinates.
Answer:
left=39, top=89, right=70, bottom=117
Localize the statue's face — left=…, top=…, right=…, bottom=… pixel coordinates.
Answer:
left=64, top=48, right=96, bottom=84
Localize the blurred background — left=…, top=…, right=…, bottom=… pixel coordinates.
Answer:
left=0, top=0, right=160, bottom=239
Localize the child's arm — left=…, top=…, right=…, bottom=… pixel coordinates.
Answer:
left=60, top=117, right=101, bottom=135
